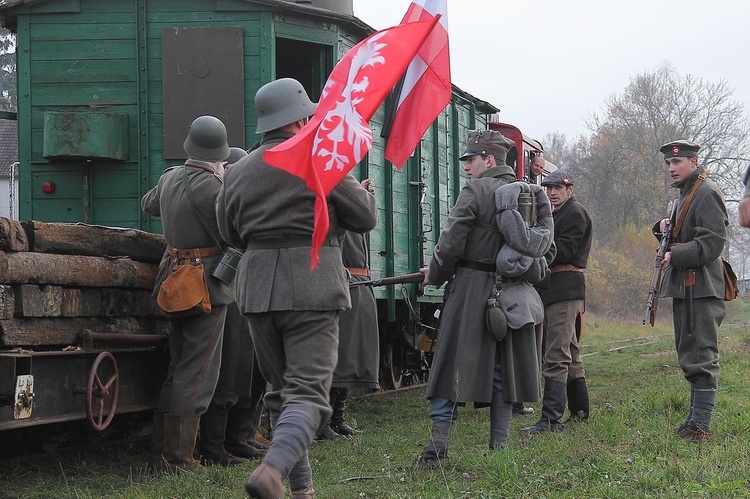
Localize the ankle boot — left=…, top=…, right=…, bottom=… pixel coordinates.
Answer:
left=291, top=485, right=316, bottom=498
left=147, top=411, right=165, bottom=471
left=415, top=420, right=452, bottom=469
left=245, top=462, right=286, bottom=499
left=677, top=384, right=696, bottom=434
left=679, top=387, right=715, bottom=442
left=200, top=406, right=248, bottom=466
left=490, top=392, right=513, bottom=449
left=247, top=403, right=270, bottom=449
left=225, top=406, right=266, bottom=459
left=521, top=379, right=567, bottom=434
left=565, top=378, right=590, bottom=423
left=159, top=414, right=205, bottom=474
left=315, top=423, right=342, bottom=441
left=330, top=388, right=362, bottom=436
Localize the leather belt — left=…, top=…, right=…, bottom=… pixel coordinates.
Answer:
left=550, top=264, right=583, bottom=273
left=245, top=237, right=338, bottom=250
left=457, top=259, right=495, bottom=272
left=166, top=245, right=222, bottom=259
left=347, top=267, right=370, bottom=277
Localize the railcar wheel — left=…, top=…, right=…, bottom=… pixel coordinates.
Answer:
left=387, top=343, right=403, bottom=390
left=85, top=352, right=119, bottom=431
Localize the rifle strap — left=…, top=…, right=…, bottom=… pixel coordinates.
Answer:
left=672, top=172, right=706, bottom=239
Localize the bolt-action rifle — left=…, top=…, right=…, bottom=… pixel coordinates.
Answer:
left=643, top=200, right=679, bottom=326
left=349, top=272, right=425, bottom=288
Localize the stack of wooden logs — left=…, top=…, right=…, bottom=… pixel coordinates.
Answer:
left=0, top=217, right=171, bottom=347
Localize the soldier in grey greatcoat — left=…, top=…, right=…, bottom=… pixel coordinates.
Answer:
left=654, top=140, right=728, bottom=442
left=318, top=225, right=379, bottom=440
left=415, top=129, right=539, bottom=469
left=141, top=115, right=233, bottom=474
left=215, top=78, right=377, bottom=498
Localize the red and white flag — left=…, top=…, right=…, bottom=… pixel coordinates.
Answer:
left=383, top=0, right=451, bottom=168
left=264, top=17, right=441, bottom=268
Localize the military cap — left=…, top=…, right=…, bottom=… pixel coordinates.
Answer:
left=541, top=170, right=574, bottom=187
left=459, top=129, right=514, bottom=162
left=660, top=140, right=701, bottom=159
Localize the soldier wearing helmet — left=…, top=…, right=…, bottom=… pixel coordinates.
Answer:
left=216, top=78, right=377, bottom=498
left=141, top=115, right=236, bottom=474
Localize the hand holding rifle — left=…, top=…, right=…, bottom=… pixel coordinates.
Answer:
left=643, top=200, right=678, bottom=326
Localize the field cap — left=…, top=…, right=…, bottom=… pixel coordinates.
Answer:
left=541, top=170, right=574, bottom=187
left=660, top=140, right=701, bottom=159
left=459, top=130, right=514, bottom=162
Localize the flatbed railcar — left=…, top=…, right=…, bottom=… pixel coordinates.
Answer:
left=0, top=0, right=550, bottom=445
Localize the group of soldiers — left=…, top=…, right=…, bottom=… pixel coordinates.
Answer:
left=141, top=74, right=731, bottom=498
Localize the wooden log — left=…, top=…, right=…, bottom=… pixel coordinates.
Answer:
left=0, top=316, right=172, bottom=347
left=0, top=217, right=29, bottom=252
left=0, top=251, right=158, bottom=289
left=0, top=285, right=14, bottom=319
left=9, top=285, right=163, bottom=318
left=20, top=220, right=166, bottom=263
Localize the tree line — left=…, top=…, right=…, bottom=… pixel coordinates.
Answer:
left=543, top=63, right=750, bottom=318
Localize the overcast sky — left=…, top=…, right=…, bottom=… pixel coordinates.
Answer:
left=351, top=0, right=750, bottom=144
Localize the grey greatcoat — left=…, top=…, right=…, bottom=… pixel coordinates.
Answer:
left=426, top=165, right=524, bottom=405
left=141, top=160, right=234, bottom=416
left=656, top=166, right=727, bottom=389
left=333, top=231, right=380, bottom=389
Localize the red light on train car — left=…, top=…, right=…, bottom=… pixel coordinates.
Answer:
left=42, top=181, right=56, bottom=194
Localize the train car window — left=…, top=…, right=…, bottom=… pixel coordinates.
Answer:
left=161, top=27, right=245, bottom=159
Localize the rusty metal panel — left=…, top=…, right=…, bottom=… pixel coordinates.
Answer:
left=162, top=26, right=245, bottom=159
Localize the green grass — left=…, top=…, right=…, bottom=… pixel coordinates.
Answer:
left=3, top=309, right=750, bottom=498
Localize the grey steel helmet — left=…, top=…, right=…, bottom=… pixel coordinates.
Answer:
left=254, top=78, right=317, bottom=134
left=226, top=147, right=248, bottom=164
left=183, top=115, right=230, bottom=162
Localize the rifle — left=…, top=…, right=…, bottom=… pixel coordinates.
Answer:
left=643, top=200, right=678, bottom=326
left=349, top=272, right=425, bottom=288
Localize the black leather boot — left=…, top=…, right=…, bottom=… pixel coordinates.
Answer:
left=521, top=379, right=567, bottom=434
left=565, top=378, right=590, bottom=423
left=225, top=406, right=266, bottom=459
left=330, top=388, right=363, bottom=436
left=199, top=407, right=248, bottom=466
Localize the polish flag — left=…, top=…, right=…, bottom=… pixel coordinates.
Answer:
left=383, top=0, right=451, bottom=168
left=264, top=17, right=441, bottom=268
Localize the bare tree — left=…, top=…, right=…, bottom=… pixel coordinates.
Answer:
left=569, top=63, right=750, bottom=242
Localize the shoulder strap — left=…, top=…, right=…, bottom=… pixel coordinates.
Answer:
left=672, top=172, right=706, bottom=239
left=181, top=166, right=223, bottom=249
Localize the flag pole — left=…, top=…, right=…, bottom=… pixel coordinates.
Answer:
left=380, top=74, right=406, bottom=141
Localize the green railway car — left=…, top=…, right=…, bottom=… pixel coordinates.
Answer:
left=0, top=0, right=544, bottom=443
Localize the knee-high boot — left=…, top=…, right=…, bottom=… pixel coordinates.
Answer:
left=565, top=378, right=590, bottom=423
left=489, top=391, right=513, bottom=449
left=158, top=414, right=205, bottom=474
left=330, top=387, right=362, bottom=436
left=521, top=379, right=567, bottom=434
left=147, top=411, right=165, bottom=471
left=225, top=406, right=266, bottom=459
left=415, top=420, right=452, bottom=470
left=200, top=406, right=248, bottom=466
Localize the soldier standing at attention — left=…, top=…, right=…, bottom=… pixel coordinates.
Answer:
left=522, top=171, right=592, bottom=434
left=653, top=140, right=728, bottom=442
left=415, top=129, right=526, bottom=469
left=141, top=115, right=234, bottom=474
left=216, top=78, right=377, bottom=498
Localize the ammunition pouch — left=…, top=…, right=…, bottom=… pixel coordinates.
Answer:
left=722, top=258, right=739, bottom=301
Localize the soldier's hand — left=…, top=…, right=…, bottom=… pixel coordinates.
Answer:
left=419, top=267, right=430, bottom=286
left=659, top=218, right=670, bottom=233
left=661, top=251, right=672, bottom=268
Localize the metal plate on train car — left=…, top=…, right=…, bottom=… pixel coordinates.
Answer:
left=13, top=375, right=34, bottom=419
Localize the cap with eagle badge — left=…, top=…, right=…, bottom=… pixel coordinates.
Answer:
left=541, top=170, right=574, bottom=187
left=660, top=140, right=701, bottom=159
left=459, top=129, right=514, bottom=162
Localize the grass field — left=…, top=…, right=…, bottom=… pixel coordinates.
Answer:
left=3, top=304, right=750, bottom=498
